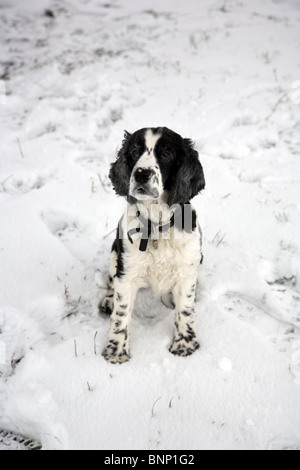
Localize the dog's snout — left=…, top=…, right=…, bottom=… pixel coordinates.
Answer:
left=134, top=168, right=154, bottom=184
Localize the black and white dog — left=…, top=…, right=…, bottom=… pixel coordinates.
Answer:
left=100, top=127, right=205, bottom=364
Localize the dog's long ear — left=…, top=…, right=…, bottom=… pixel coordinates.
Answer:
left=109, top=131, right=131, bottom=197
left=168, top=138, right=205, bottom=206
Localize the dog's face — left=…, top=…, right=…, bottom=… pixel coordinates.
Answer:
left=109, top=127, right=205, bottom=206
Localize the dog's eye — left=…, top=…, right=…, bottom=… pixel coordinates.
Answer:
left=131, top=146, right=140, bottom=159
left=161, top=150, right=174, bottom=162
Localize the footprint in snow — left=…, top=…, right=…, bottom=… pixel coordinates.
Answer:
left=75, top=154, right=104, bottom=173
left=220, top=284, right=300, bottom=330
left=0, top=171, right=52, bottom=195
left=266, top=276, right=300, bottom=329
left=40, top=210, right=100, bottom=263
left=220, top=289, right=300, bottom=383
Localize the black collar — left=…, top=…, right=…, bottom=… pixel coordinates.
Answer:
left=127, top=209, right=175, bottom=252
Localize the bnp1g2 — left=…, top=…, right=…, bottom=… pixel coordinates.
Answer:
left=149, top=455, right=195, bottom=465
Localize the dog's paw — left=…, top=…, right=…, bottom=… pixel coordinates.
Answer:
left=169, top=338, right=200, bottom=357
left=102, top=341, right=131, bottom=364
left=99, top=296, right=114, bottom=316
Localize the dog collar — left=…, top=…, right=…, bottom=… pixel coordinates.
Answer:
left=127, top=210, right=175, bottom=252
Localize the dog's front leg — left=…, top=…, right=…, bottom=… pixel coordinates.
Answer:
left=169, top=279, right=200, bottom=357
left=103, top=278, right=136, bottom=364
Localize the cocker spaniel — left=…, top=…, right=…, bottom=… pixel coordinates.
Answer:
left=100, top=127, right=205, bottom=363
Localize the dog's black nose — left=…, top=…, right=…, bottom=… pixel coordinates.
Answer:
left=134, top=168, right=154, bottom=184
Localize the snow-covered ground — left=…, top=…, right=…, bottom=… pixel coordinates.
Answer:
left=1, top=0, right=300, bottom=450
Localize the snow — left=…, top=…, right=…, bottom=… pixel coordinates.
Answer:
left=0, top=0, right=300, bottom=451
left=217, top=357, right=233, bottom=372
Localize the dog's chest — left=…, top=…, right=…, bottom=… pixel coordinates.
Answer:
left=147, top=240, right=179, bottom=291
left=125, top=233, right=200, bottom=294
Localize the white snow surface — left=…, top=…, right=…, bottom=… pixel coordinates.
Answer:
left=0, top=0, right=300, bottom=451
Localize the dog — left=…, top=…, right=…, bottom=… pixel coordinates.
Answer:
left=100, top=127, right=205, bottom=363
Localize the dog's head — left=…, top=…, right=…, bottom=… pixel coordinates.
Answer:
left=109, top=127, right=205, bottom=206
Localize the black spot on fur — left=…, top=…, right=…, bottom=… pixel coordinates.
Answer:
left=181, top=310, right=192, bottom=316
left=114, top=328, right=128, bottom=340
left=112, top=224, right=125, bottom=278
left=103, top=339, right=119, bottom=356
left=100, top=299, right=113, bottom=316
left=116, top=310, right=126, bottom=317
left=170, top=342, right=199, bottom=356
